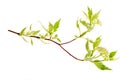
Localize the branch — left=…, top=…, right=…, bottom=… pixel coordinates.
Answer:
left=60, top=39, right=76, bottom=45
left=8, top=30, right=84, bottom=61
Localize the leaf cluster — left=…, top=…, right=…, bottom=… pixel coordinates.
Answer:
left=40, top=19, right=61, bottom=42
left=84, top=37, right=117, bottom=70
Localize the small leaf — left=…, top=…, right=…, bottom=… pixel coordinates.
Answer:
left=109, top=51, right=117, bottom=60
left=22, top=37, right=28, bottom=42
left=20, top=27, right=26, bottom=36
left=88, top=7, right=93, bottom=20
left=83, top=11, right=87, bottom=17
left=93, top=60, right=111, bottom=70
left=80, top=31, right=88, bottom=37
left=93, top=36, right=101, bottom=49
left=54, top=34, right=58, bottom=38
left=53, top=19, right=61, bottom=32
left=85, top=38, right=94, bottom=43
left=30, top=24, right=32, bottom=30
left=56, top=38, right=61, bottom=42
left=76, top=20, right=80, bottom=29
left=48, top=22, right=54, bottom=34
left=30, top=39, right=33, bottom=45
left=84, top=40, right=93, bottom=59
left=96, top=47, right=109, bottom=60
left=86, top=40, right=90, bottom=53
left=96, top=19, right=102, bottom=25
left=74, top=35, right=79, bottom=39
left=40, top=23, right=48, bottom=32
left=92, top=10, right=101, bottom=21
left=52, top=34, right=58, bottom=39
left=31, top=30, right=40, bottom=36
left=80, top=19, right=90, bottom=28
left=26, top=31, right=32, bottom=36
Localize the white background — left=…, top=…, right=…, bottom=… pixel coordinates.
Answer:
left=0, top=0, right=120, bottom=80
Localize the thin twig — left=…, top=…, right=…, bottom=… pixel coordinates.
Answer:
left=8, top=29, right=84, bottom=61
left=60, top=39, right=76, bottom=45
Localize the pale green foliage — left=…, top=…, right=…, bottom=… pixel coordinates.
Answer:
left=96, top=47, right=109, bottom=60
left=20, top=25, right=40, bottom=36
left=93, top=36, right=101, bottom=49
left=109, top=51, right=117, bottom=60
left=42, top=19, right=61, bottom=42
left=20, top=27, right=26, bottom=36
left=93, top=60, right=111, bottom=70
left=17, top=7, right=117, bottom=70
left=30, top=39, right=33, bottom=45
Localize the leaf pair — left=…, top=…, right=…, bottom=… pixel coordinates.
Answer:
left=20, top=25, right=40, bottom=36
left=93, top=60, right=111, bottom=70
left=84, top=36, right=101, bottom=60
left=83, top=7, right=101, bottom=26
left=20, top=25, right=40, bottom=45
left=47, top=19, right=61, bottom=35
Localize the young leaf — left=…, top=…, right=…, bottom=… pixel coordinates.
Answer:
left=85, top=38, right=94, bottom=43
left=30, top=24, right=32, bottom=30
left=76, top=20, right=80, bottom=29
left=80, top=31, right=88, bottom=37
left=88, top=7, right=93, bottom=20
left=109, top=51, right=117, bottom=60
left=80, top=19, right=90, bottom=28
left=93, top=60, right=111, bottom=70
left=86, top=40, right=90, bottom=53
left=31, top=30, right=40, bottom=36
left=83, top=11, right=87, bottom=17
left=96, top=47, right=109, bottom=60
left=53, top=19, right=61, bottom=32
left=96, top=19, right=102, bottom=25
left=22, top=37, right=28, bottom=42
left=30, top=39, right=33, bottom=45
left=40, top=23, right=48, bottom=32
left=20, top=27, right=26, bottom=36
left=48, top=22, right=54, bottom=34
left=56, top=38, right=61, bottom=42
left=74, top=35, right=79, bottom=39
left=92, top=10, right=101, bottom=21
left=93, top=36, right=101, bottom=49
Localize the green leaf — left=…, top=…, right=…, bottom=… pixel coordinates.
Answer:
left=52, top=34, right=58, bottom=39
left=56, top=38, right=61, bottom=42
left=92, top=10, right=101, bottom=21
left=86, top=40, right=90, bottom=53
left=109, top=51, right=117, bottom=60
left=22, top=37, right=28, bottom=42
left=74, top=35, right=79, bottom=39
left=93, top=36, right=101, bottom=49
left=20, top=27, right=26, bottom=36
left=48, top=22, right=54, bottom=34
left=30, top=39, right=33, bottom=45
left=83, top=11, right=87, bottom=17
left=84, top=40, right=94, bottom=59
left=96, top=47, right=109, bottom=60
left=93, top=60, right=111, bottom=70
left=31, top=30, right=40, bottom=36
left=88, top=7, right=93, bottom=20
left=76, top=20, right=80, bottom=29
left=40, top=23, right=48, bottom=32
left=29, top=24, right=32, bottom=30
left=85, top=38, right=94, bottom=43
left=96, top=19, right=102, bottom=25
left=80, top=31, right=88, bottom=37
left=80, top=19, right=90, bottom=28
left=53, top=19, right=61, bottom=32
